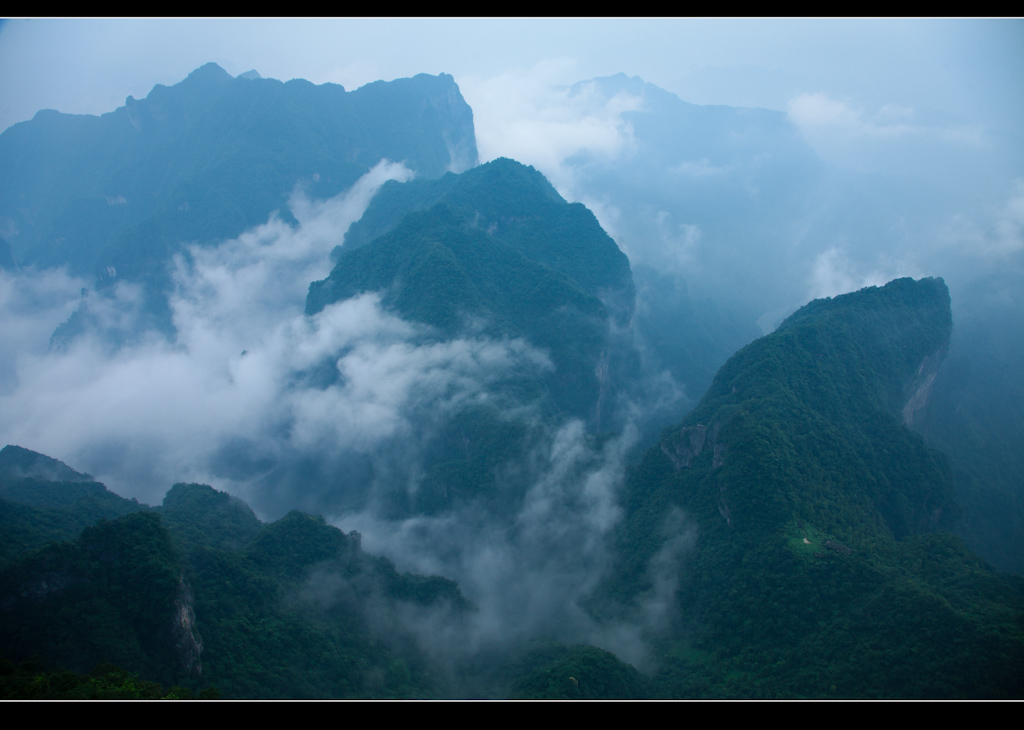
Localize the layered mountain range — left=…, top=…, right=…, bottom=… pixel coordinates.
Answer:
left=1, top=64, right=1021, bottom=698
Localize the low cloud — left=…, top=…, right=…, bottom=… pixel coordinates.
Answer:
left=808, top=246, right=921, bottom=301
left=461, top=62, right=642, bottom=200
left=788, top=92, right=982, bottom=144
left=0, top=160, right=552, bottom=509
left=0, top=151, right=690, bottom=676
left=969, top=178, right=1024, bottom=258
left=333, top=417, right=680, bottom=672
left=787, top=91, right=986, bottom=182
left=0, top=266, right=86, bottom=392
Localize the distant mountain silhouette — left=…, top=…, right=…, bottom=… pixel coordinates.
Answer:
left=0, top=63, right=478, bottom=331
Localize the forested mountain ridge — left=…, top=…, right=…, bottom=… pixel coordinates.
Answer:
left=619, top=277, right=956, bottom=558
left=307, top=158, right=635, bottom=427
left=299, top=158, right=644, bottom=520
left=0, top=455, right=472, bottom=698
left=3, top=279, right=1023, bottom=698
left=335, top=156, right=634, bottom=309
left=0, top=444, right=148, bottom=570
left=604, top=277, right=1024, bottom=698
left=309, top=157, right=634, bottom=323
left=559, top=74, right=1024, bottom=579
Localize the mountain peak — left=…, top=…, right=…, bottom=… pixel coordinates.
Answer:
left=0, top=444, right=93, bottom=483
left=182, top=62, right=233, bottom=85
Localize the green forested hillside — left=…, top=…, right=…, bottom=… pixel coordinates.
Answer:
left=304, top=159, right=639, bottom=515
left=310, top=157, right=634, bottom=320
left=0, top=445, right=146, bottom=570
left=308, top=159, right=636, bottom=424
left=335, top=158, right=634, bottom=310
left=0, top=464, right=471, bottom=698
left=0, top=511, right=188, bottom=685
left=605, top=277, right=1024, bottom=698
left=3, top=278, right=1024, bottom=698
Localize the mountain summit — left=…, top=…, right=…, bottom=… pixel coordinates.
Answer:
left=307, top=157, right=635, bottom=428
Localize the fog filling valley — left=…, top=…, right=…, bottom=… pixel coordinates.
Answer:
left=0, top=156, right=694, bottom=667
left=1, top=20, right=1022, bottom=675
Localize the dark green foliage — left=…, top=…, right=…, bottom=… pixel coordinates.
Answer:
left=246, top=511, right=355, bottom=576
left=0, top=492, right=146, bottom=572
left=510, top=644, right=652, bottom=699
left=0, top=460, right=473, bottom=698
left=0, top=444, right=96, bottom=486
left=158, top=482, right=263, bottom=556
left=605, top=277, right=1024, bottom=698
left=0, top=446, right=147, bottom=571
left=312, top=204, right=606, bottom=424
left=0, top=511, right=186, bottom=686
left=342, top=156, right=565, bottom=251
left=0, top=657, right=220, bottom=699
left=333, top=157, right=632, bottom=308
left=414, top=405, right=532, bottom=515
left=0, top=477, right=106, bottom=509
left=307, top=158, right=635, bottom=430
left=178, top=509, right=469, bottom=698
left=304, top=158, right=640, bottom=522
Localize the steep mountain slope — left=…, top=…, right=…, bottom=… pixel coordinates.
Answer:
left=557, top=74, right=1024, bottom=577
left=4, top=276, right=1022, bottom=698
left=308, top=158, right=634, bottom=423
left=605, top=277, right=1024, bottom=698
left=313, top=157, right=634, bottom=317
left=0, top=63, right=477, bottom=331
left=302, top=158, right=639, bottom=517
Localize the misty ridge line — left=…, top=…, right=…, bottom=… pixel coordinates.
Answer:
left=0, top=68, right=1002, bottom=520
left=1, top=160, right=544, bottom=502
left=0, top=58, right=1022, bottom=698
left=0, top=153, right=670, bottom=663
left=0, top=70, right=1001, bottom=488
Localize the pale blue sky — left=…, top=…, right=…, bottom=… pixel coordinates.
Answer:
left=1, top=18, right=1021, bottom=135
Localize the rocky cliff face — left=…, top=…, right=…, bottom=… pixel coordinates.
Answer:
left=430, top=73, right=478, bottom=173
left=172, top=575, right=203, bottom=677
left=902, top=343, right=949, bottom=427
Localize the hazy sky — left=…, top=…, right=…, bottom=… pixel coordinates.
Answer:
left=1, top=18, right=1021, bottom=137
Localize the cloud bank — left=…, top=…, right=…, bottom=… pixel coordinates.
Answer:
left=0, top=161, right=557, bottom=509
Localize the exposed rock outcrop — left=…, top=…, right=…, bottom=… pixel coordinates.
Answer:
left=661, top=425, right=707, bottom=469
left=171, top=574, right=203, bottom=676
left=902, top=343, right=949, bottom=427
